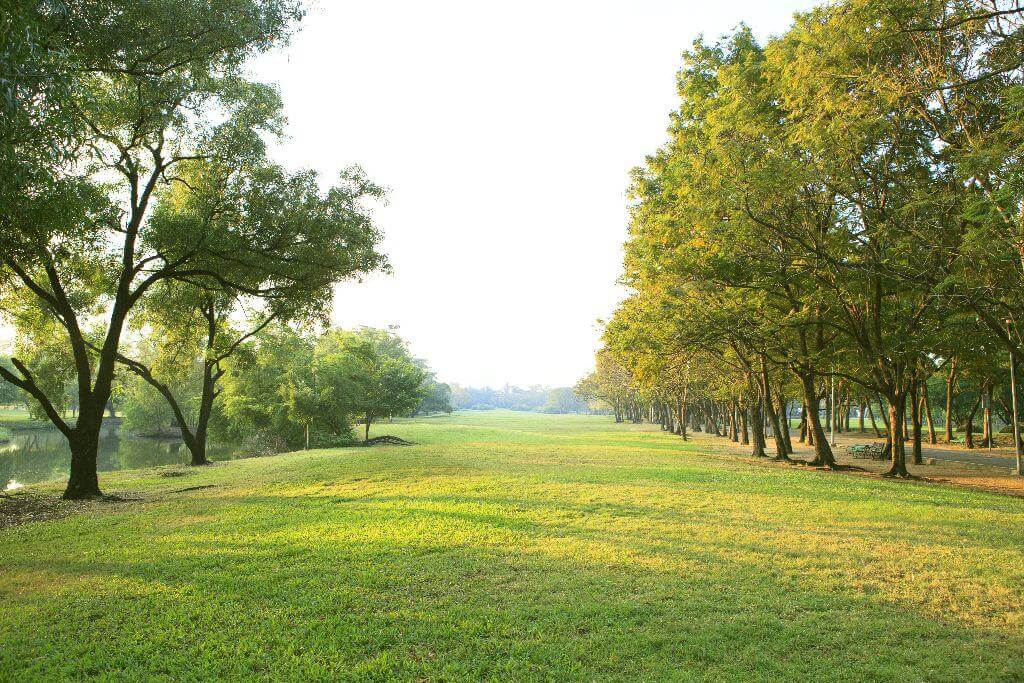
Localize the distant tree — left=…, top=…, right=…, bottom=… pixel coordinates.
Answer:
left=542, top=387, right=588, bottom=414
left=0, top=358, right=26, bottom=407
left=318, top=328, right=428, bottom=441
left=416, top=378, right=453, bottom=415
left=220, top=325, right=353, bottom=449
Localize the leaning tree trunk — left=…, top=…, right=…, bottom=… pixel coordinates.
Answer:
left=760, top=363, right=790, bottom=461
left=776, top=391, right=794, bottom=455
left=798, top=373, right=835, bottom=467
left=866, top=401, right=882, bottom=437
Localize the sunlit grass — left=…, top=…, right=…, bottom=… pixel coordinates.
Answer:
left=1, top=411, right=1022, bottom=680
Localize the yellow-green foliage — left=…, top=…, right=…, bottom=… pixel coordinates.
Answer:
left=1, top=411, right=1022, bottom=680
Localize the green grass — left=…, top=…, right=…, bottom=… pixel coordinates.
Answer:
left=0, top=409, right=48, bottom=430
left=2, top=411, right=1023, bottom=680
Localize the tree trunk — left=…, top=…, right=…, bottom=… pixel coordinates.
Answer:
left=748, top=380, right=767, bottom=458
left=799, top=373, right=835, bottom=467
left=776, top=391, right=794, bottom=455
left=64, top=418, right=103, bottom=499
left=866, top=401, right=881, bottom=437
left=679, top=391, right=688, bottom=441
left=921, top=385, right=936, bottom=445
left=883, top=391, right=910, bottom=478
left=910, top=381, right=923, bottom=466
left=761, top=361, right=789, bottom=461
left=964, top=392, right=982, bottom=448
left=365, top=414, right=372, bottom=442
left=944, top=359, right=957, bottom=443
left=985, top=383, right=994, bottom=448
left=740, top=401, right=749, bottom=445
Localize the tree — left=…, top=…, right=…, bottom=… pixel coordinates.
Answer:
left=0, top=358, right=25, bottom=407
left=0, top=1, right=333, bottom=498
left=416, top=377, right=453, bottom=415
left=317, top=328, right=428, bottom=442
left=110, top=158, right=386, bottom=466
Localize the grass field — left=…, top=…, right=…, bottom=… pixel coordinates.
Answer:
left=1, top=411, right=1022, bottom=680
left=0, top=408, right=48, bottom=430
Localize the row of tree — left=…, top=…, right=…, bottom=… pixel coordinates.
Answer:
left=0, top=1, right=415, bottom=497
left=583, top=0, right=1024, bottom=477
left=449, top=384, right=591, bottom=413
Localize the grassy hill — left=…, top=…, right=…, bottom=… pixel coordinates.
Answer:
left=1, top=411, right=1022, bottom=680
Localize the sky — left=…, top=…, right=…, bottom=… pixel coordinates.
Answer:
left=1, top=0, right=820, bottom=388
left=243, top=0, right=821, bottom=388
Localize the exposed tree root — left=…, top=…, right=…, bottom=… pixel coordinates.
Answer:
left=363, top=435, right=418, bottom=446
left=881, top=469, right=915, bottom=479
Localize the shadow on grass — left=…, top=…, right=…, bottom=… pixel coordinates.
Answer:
left=2, top=484, right=1022, bottom=680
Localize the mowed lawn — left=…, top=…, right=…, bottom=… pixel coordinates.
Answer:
left=1, top=412, right=1022, bottom=681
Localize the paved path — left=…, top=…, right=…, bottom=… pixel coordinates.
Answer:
left=823, top=432, right=1023, bottom=473
left=918, top=446, right=1021, bottom=472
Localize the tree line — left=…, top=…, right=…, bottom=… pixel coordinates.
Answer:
left=581, top=0, right=1024, bottom=478
left=449, top=384, right=591, bottom=413
left=0, top=1, right=436, bottom=497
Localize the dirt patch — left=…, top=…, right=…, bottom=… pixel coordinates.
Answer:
left=0, top=492, right=143, bottom=530
left=695, top=432, right=1024, bottom=499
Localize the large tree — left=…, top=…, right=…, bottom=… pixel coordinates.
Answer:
left=0, top=0, right=316, bottom=498
left=110, top=160, right=386, bottom=466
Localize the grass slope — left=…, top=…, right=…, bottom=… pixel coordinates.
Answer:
left=1, top=411, right=1022, bottom=681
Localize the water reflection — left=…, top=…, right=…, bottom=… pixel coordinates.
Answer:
left=1, top=425, right=248, bottom=487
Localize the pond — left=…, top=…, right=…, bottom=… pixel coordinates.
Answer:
left=1, top=424, right=249, bottom=489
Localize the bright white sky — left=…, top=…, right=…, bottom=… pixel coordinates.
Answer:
left=2, top=0, right=819, bottom=387
left=246, top=0, right=822, bottom=388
